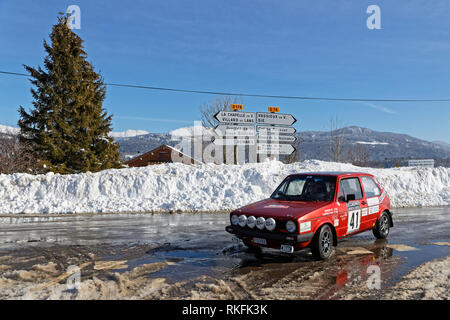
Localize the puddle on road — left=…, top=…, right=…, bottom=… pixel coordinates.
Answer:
left=0, top=207, right=448, bottom=299
left=383, top=243, right=450, bottom=287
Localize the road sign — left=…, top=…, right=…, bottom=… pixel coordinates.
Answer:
left=268, top=106, right=279, bottom=113
left=257, top=135, right=296, bottom=143
left=231, top=104, right=243, bottom=110
left=257, top=143, right=296, bottom=155
left=256, top=112, right=296, bottom=126
left=256, top=125, right=296, bottom=135
left=213, top=137, right=256, bottom=146
left=215, top=124, right=255, bottom=137
left=408, top=159, right=434, bottom=168
left=214, top=111, right=255, bottom=124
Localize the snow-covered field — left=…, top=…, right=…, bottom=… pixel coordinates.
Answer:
left=0, top=160, right=449, bottom=214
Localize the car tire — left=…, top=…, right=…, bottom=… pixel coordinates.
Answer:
left=373, top=211, right=390, bottom=239
left=311, top=224, right=334, bottom=260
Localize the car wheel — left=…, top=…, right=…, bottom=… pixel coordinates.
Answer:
left=373, top=211, right=390, bottom=239
left=311, top=224, right=334, bottom=260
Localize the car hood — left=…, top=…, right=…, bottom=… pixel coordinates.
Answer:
left=236, top=198, right=331, bottom=220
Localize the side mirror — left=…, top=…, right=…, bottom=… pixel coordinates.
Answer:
left=276, top=191, right=285, bottom=197
left=346, top=194, right=356, bottom=202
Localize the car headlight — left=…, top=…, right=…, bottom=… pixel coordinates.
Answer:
left=256, top=217, right=266, bottom=230
left=247, top=216, right=256, bottom=228
left=286, top=220, right=297, bottom=233
left=265, top=218, right=276, bottom=231
left=231, top=214, right=239, bottom=225
left=238, top=215, right=247, bottom=227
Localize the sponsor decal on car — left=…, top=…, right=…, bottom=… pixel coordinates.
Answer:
left=361, top=207, right=368, bottom=216
left=263, top=205, right=289, bottom=209
left=366, top=197, right=379, bottom=207
left=366, top=196, right=380, bottom=215
left=300, top=221, right=311, bottom=233
left=369, top=205, right=380, bottom=215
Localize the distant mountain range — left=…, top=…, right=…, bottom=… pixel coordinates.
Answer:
left=297, top=126, right=450, bottom=161
left=0, top=124, right=19, bottom=136
left=2, top=124, right=450, bottom=164
left=115, top=126, right=450, bottom=162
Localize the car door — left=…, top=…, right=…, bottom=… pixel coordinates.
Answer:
left=360, top=175, right=382, bottom=227
left=338, top=177, right=367, bottom=235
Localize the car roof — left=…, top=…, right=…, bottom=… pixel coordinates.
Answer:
left=288, top=172, right=373, bottom=177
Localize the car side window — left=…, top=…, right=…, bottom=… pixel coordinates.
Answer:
left=361, top=176, right=381, bottom=197
left=339, top=178, right=364, bottom=200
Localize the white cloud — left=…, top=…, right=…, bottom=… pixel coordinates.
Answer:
left=364, top=102, right=397, bottom=115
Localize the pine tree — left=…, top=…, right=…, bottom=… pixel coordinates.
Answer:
left=18, top=14, right=121, bottom=173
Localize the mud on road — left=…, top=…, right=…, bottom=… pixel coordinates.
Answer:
left=0, top=207, right=448, bottom=300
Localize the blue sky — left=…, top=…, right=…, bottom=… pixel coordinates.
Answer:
left=0, top=0, right=450, bottom=142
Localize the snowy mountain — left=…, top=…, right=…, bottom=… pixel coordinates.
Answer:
left=0, top=124, right=19, bottom=136
left=0, top=125, right=149, bottom=139
left=297, top=126, right=450, bottom=161
left=109, top=129, right=150, bottom=138
left=114, top=126, right=450, bottom=162
left=433, top=140, right=450, bottom=149
left=2, top=123, right=449, bottom=162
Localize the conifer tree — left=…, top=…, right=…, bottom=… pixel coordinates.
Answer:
left=18, top=14, right=121, bottom=173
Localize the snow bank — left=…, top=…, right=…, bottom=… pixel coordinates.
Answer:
left=0, top=160, right=449, bottom=214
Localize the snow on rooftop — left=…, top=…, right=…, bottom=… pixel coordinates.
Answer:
left=0, top=160, right=448, bottom=214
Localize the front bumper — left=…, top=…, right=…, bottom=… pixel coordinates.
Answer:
left=225, top=225, right=314, bottom=244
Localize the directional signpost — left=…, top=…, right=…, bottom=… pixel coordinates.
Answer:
left=214, top=111, right=255, bottom=124
left=256, top=125, right=296, bottom=135
left=257, top=135, right=296, bottom=143
left=256, top=112, right=296, bottom=126
left=213, top=137, right=256, bottom=146
left=257, top=143, right=296, bottom=155
left=213, top=106, right=298, bottom=161
left=214, top=124, right=255, bottom=137
left=255, top=108, right=297, bottom=158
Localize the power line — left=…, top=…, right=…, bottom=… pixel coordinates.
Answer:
left=1, top=69, right=450, bottom=102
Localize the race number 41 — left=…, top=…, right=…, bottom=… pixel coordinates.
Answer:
left=347, top=209, right=361, bottom=233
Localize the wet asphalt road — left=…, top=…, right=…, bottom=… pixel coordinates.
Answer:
left=0, top=206, right=448, bottom=299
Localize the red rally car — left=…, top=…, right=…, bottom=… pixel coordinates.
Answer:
left=225, top=172, right=393, bottom=260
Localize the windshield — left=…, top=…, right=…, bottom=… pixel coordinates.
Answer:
left=271, top=175, right=337, bottom=202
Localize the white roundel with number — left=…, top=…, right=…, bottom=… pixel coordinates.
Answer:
left=347, top=201, right=361, bottom=234
left=347, top=209, right=361, bottom=233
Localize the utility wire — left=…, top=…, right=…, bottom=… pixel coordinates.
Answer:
left=1, top=69, right=450, bottom=102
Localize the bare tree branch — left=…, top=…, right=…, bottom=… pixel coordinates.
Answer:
left=329, top=115, right=345, bottom=163
left=0, top=135, right=41, bottom=174
left=346, top=143, right=370, bottom=167
left=199, top=96, right=242, bottom=128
